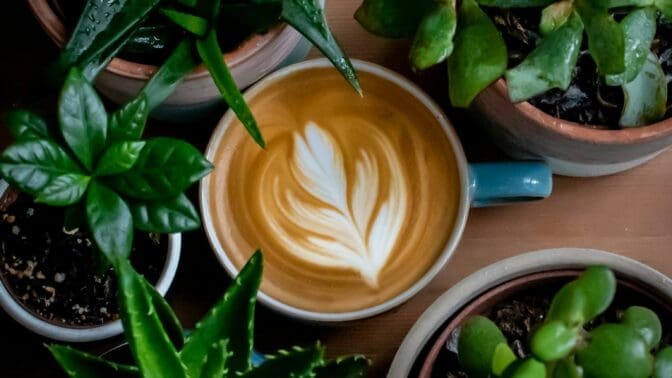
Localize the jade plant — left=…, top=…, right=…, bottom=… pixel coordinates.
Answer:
left=0, top=68, right=212, bottom=263
left=49, top=250, right=370, bottom=377
left=457, top=266, right=672, bottom=377
left=52, top=0, right=359, bottom=147
left=355, top=0, right=670, bottom=127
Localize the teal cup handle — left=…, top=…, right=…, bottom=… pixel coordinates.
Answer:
left=469, top=162, right=553, bottom=207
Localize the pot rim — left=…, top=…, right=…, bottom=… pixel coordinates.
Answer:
left=490, top=79, right=672, bottom=145
left=0, top=180, right=182, bottom=342
left=388, top=248, right=672, bottom=377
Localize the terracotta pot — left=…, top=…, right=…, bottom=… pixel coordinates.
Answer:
left=473, top=80, right=672, bottom=177
left=27, top=0, right=314, bottom=120
left=388, top=248, right=672, bottom=377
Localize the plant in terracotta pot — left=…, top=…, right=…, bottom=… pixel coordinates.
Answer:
left=49, top=250, right=370, bottom=377
left=0, top=68, right=212, bottom=341
left=354, top=0, right=672, bottom=176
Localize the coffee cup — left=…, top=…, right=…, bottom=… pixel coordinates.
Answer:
left=200, top=59, right=552, bottom=322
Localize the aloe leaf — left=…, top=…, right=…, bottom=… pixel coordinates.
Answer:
left=620, top=52, right=667, bottom=127
left=36, top=174, right=91, bottom=206
left=180, top=251, right=263, bottom=377
left=117, top=259, right=187, bottom=378
left=130, top=193, right=201, bottom=233
left=410, top=0, right=457, bottom=71
left=5, top=110, right=50, bottom=141
left=160, top=9, right=208, bottom=37
left=622, top=306, right=662, bottom=351
left=540, top=0, right=574, bottom=35
left=575, top=0, right=625, bottom=75
left=577, top=324, right=654, bottom=378
left=655, top=347, right=672, bottom=378
left=243, top=344, right=325, bottom=378
left=458, top=316, right=512, bottom=378
left=531, top=321, right=578, bottom=362
left=606, top=7, right=657, bottom=86
left=109, top=95, right=150, bottom=143
left=200, top=340, right=230, bottom=378
left=86, top=181, right=133, bottom=260
left=49, top=345, right=140, bottom=378
left=506, top=12, right=583, bottom=102
left=314, top=355, right=370, bottom=378
left=354, top=0, right=433, bottom=38
left=196, top=30, right=264, bottom=148
left=448, top=0, right=508, bottom=108
left=476, top=0, right=555, bottom=7
left=142, top=277, right=185, bottom=349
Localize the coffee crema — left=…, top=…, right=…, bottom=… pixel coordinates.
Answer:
left=208, top=67, right=461, bottom=312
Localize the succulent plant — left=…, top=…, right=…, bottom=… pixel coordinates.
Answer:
left=0, top=68, right=211, bottom=265
left=49, top=251, right=370, bottom=378
left=456, top=266, right=672, bottom=378
left=355, top=0, right=670, bottom=127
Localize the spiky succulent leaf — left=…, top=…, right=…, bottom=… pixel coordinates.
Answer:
left=243, top=344, right=325, bottom=378
left=314, top=355, right=370, bottom=378
left=143, top=277, right=185, bottom=349
left=49, top=345, right=140, bottom=378
left=200, top=340, right=231, bottom=378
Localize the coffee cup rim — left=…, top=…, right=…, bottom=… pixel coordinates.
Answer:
left=200, top=58, right=471, bottom=322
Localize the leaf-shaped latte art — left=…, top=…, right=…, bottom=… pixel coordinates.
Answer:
left=266, top=122, right=407, bottom=288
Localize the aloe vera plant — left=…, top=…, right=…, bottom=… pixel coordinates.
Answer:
left=456, top=267, right=672, bottom=378
left=52, top=0, right=359, bottom=148
left=49, top=251, right=370, bottom=378
left=0, top=68, right=211, bottom=264
left=356, top=0, right=670, bottom=128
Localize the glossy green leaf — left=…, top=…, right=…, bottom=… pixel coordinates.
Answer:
left=448, top=0, right=508, bottom=108
left=36, top=174, right=91, bottom=206
left=606, top=7, right=657, bottom=86
left=458, top=316, right=509, bottom=378
left=540, top=0, right=574, bottom=35
left=574, top=266, right=616, bottom=321
left=116, top=259, right=187, bottom=378
left=501, top=358, right=546, bottom=378
left=143, top=277, right=185, bottom=349
left=0, top=140, right=82, bottom=196
left=607, top=0, right=654, bottom=6
left=86, top=181, right=133, bottom=261
left=410, top=1, right=457, bottom=71
left=130, top=193, right=201, bottom=233
left=49, top=345, right=139, bottom=378
left=200, top=340, right=230, bottom=378
left=180, top=251, right=263, bottom=377
left=552, top=359, right=582, bottom=378
left=622, top=306, right=662, bottom=350
left=545, top=282, right=587, bottom=327
left=5, top=110, right=50, bottom=141
left=575, top=0, right=625, bottom=75
left=506, top=12, right=583, bottom=102
left=531, top=320, right=578, bottom=362
left=620, top=52, right=668, bottom=127
left=314, top=355, right=370, bottom=378
left=108, top=137, right=213, bottom=200
left=476, top=0, right=555, bottom=7
left=656, top=0, right=672, bottom=19
left=243, top=345, right=324, bottom=378
left=577, top=324, right=654, bottom=378
left=109, top=95, right=150, bottom=143
left=492, top=343, right=518, bottom=375
left=59, top=69, right=108, bottom=171
left=196, top=30, right=265, bottom=148
left=95, top=142, right=146, bottom=177
left=354, top=0, right=433, bottom=38
left=160, top=9, right=208, bottom=37
left=655, top=347, right=672, bottom=378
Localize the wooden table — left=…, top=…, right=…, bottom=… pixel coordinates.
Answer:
left=3, top=2, right=672, bottom=377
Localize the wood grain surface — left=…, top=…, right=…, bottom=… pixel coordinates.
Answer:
left=2, top=1, right=672, bottom=377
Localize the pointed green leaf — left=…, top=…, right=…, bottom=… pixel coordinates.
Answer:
left=606, top=8, right=657, bottom=86
left=142, top=277, right=184, bottom=349
left=243, top=345, right=325, bottom=378
left=109, top=95, right=150, bottom=143
left=410, top=1, right=457, bottom=71
left=181, top=251, right=263, bottom=377
left=622, top=306, right=662, bottom=351
left=314, top=355, right=370, bottom=378
left=540, top=0, right=574, bottom=35
left=575, top=0, right=625, bottom=75
left=95, top=142, right=146, bottom=176
left=200, top=340, right=230, bottom=378
left=86, top=181, right=133, bottom=261
left=458, top=316, right=511, bottom=378
left=531, top=321, right=578, bottom=362
left=160, top=9, right=208, bottom=37
left=130, top=193, right=201, bottom=233
left=448, top=0, right=508, bottom=108
left=476, top=0, right=555, bottom=7
left=655, top=347, right=672, bottom=378
left=49, top=345, right=139, bottom=378
left=5, top=110, right=50, bottom=141
left=354, top=0, right=433, bottom=38
left=36, top=174, right=91, bottom=206
left=577, top=324, right=654, bottom=378
left=620, top=52, right=667, bottom=127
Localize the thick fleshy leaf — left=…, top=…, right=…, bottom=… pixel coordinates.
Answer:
left=180, top=251, right=263, bottom=377
left=506, top=12, right=583, bottom=102
left=59, top=69, right=108, bottom=172
left=492, top=343, right=518, bottom=376
left=354, top=0, right=433, bottom=38
left=575, top=0, right=625, bottom=75
left=458, top=316, right=511, bottom=377
left=620, top=52, right=667, bottom=127
left=575, top=266, right=616, bottom=321
left=577, top=324, right=654, bottom=378
left=200, top=340, right=230, bottom=378
left=49, top=345, right=139, bottom=378
left=314, top=356, right=370, bottom=378
left=501, top=358, right=546, bottom=378
left=95, top=142, right=146, bottom=176
left=243, top=345, right=325, bottom=378
left=606, top=7, right=657, bottom=86
left=448, top=0, right=508, bottom=108
left=622, top=306, right=662, bottom=351
left=36, top=174, right=91, bottom=206
left=159, top=9, right=208, bottom=37
left=552, top=359, right=582, bottom=378
left=86, top=181, right=133, bottom=261
left=540, top=0, right=574, bottom=35
left=130, top=193, right=201, bottom=233
left=5, top=110, right=50, bottom=141
left=142, top=277, right=184, bottom=349
left=410, top=1, right=457, bottom=70
left=109, top=95, right=150, bottom=143
left=531, top=321, right=578, bottom=362
left=655, top=347, right=672, bottom=378
left=476, top=0, right=555, bottom=7
left=545, top=282, right=587, bottom=327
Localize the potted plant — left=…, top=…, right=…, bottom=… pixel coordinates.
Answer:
left=355, top=0, right=672, bottom=176
left=388, top=248, right=672, bottom=376
left=0, top=68, right=212, bottom=342
left=49, top=250, right=370, bottom=377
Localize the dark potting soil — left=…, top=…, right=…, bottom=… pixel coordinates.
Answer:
left=0, top=191, right=167, bottom=327
left=486, top=7, right=672, bottom=129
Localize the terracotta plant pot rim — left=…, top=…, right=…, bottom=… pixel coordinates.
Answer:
left=26, top=0, right=289, bottom=81
left=491, top=79, right=672, bottom=145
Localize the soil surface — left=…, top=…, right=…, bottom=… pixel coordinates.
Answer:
left=487, top=7, right=672, bottom=129
left=0, top=191, right=167, bottom=327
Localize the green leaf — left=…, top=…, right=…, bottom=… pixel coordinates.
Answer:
left=606, top=7, right=657, bottom=86
left=0, top=140, right=82, bottom=196
left=243, top=345, right=325, bottom=378
left=36, top=174, right=91, bottom=206
left=575, top=0, right=625, bottom=75
left=5, top=110, right=50, bottom=141
left=108, top=137, right=213, bottom=200
left=180, top=251, right=263, bottom=377
left=552, top=359, right=582, bottom=378
left=655, top=347, right=672, bottom=378
left=59, top=69, right=108, bottom=172
left=545, top=282, right=587, bottom=327
left=196, top=30, right=265, bottom=148
left=49, top=344, right=139, bottom=378
left=506, top=12, right=583, bottom=102
left=492, top=343, right=518, bottom=376
left=95, top=142, right=146, bottom=176
left=540, top=0, right=574, bottom=35
left=159, top=9, right=208, bottom=37
left=620, top=52, right=667, bottom=127
left=314, top=356, right=370, bottom=378
left=410, top=1, right=457, bottom=71
left=354, top=0, right=433, bottom=38
left=116, top=259, right=187, bottom=378
left=476, top=0, right=555, bottom=7
left=130, top=193, right=201, bottom=233
left=622, top=306, right=662, bottom=351
left=501, top=358, right=546, bottom=378
left=530, top=321, right=578, bottom=362
left=607, top=0, right=654, bottom=7
left=86, top=181, right=133, bottom=261
left=200, top=340, right=230, bottom=378
left=448, top=0, right=508, bottom=108
left=577, top=324, right=654, bottom=378
left=109, top=95, right=150, bottom=143
left=656, top=0, right=672, bottom=19
left=143, top=277, right=184, bottom=349
left=573, top=266, right=616, bottom=321
left=458, top=316, right=510, bottom=378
